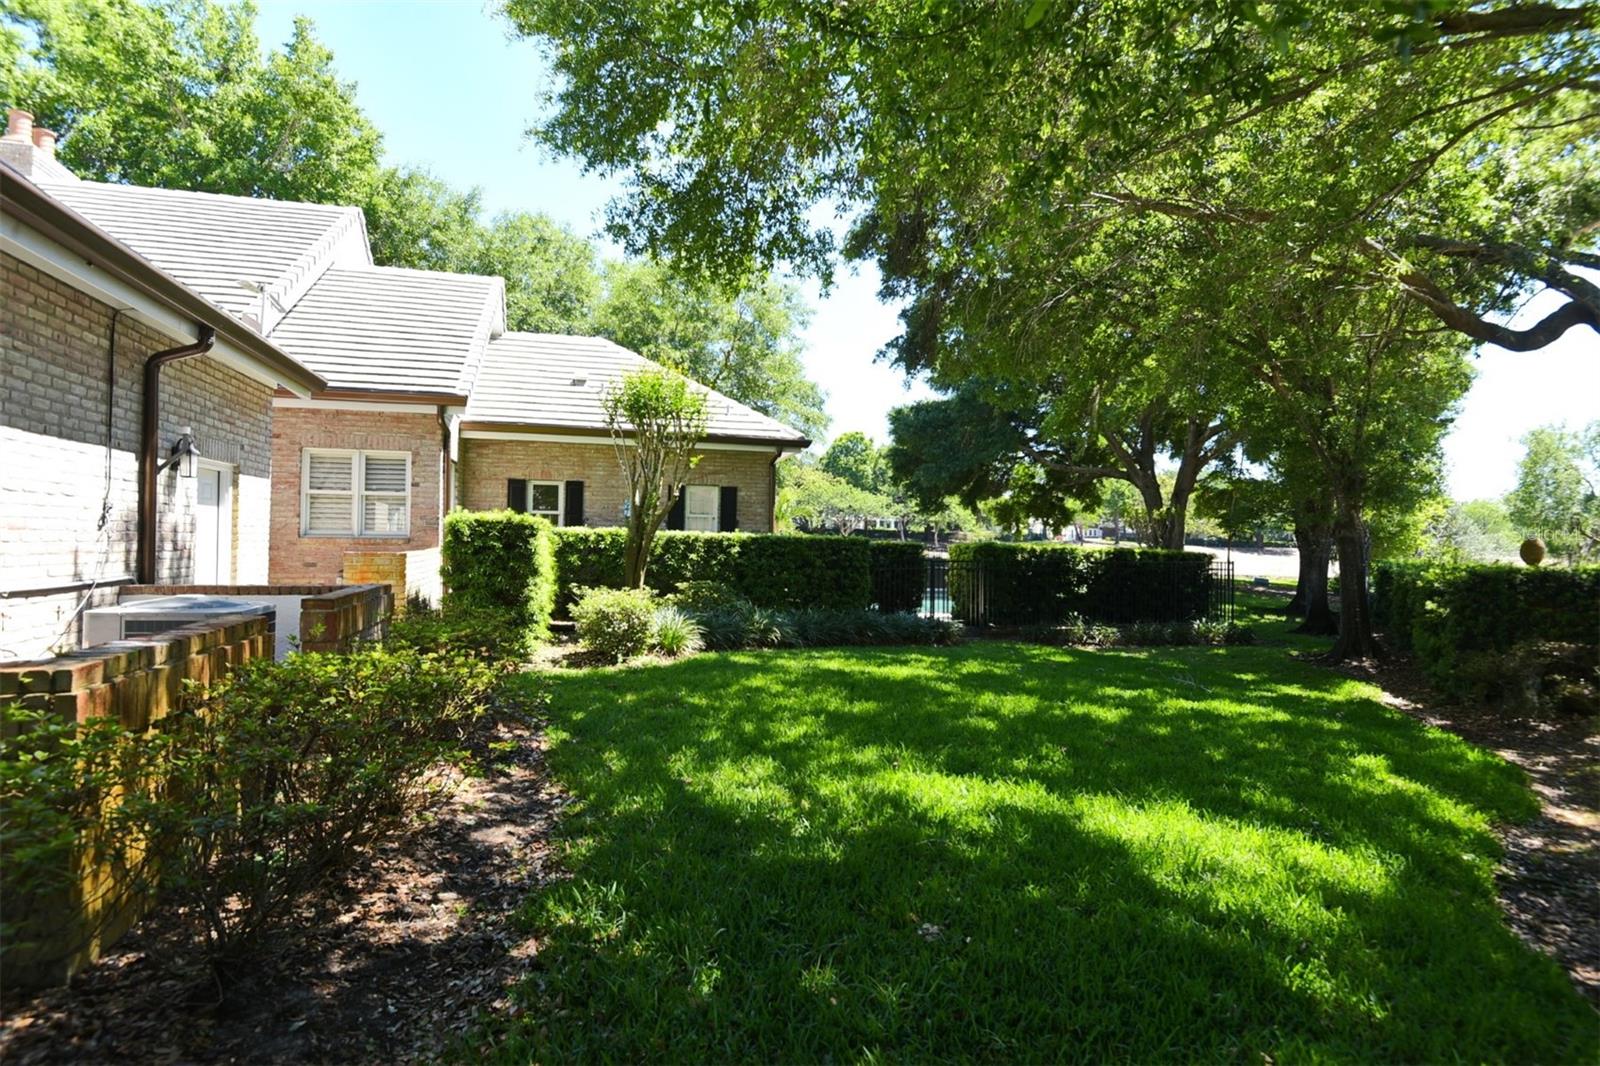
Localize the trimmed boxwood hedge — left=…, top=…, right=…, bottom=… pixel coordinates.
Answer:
left=1373, top=560, right=1600, bottom=697
left=440, top=509, right=557, bottom=653
left=869, top=540, right=927, bottom=614
left=946, top=541, right=1213, bottom=625
left=551, top=528, right=873, bottom=614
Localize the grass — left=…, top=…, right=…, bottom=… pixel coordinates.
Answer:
left=485, top=600, right=1596, bottom=1061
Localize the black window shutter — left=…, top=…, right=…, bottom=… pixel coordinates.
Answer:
left=719, top=486, right=738, bottom=532
left=506, top=478, right=527, bottom=512
left=563, top=480, right=585, bottom=526
left=666, top=485, right=686, bottom=530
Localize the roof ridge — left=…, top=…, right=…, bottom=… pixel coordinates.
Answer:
left=53, top=177, right=358, bottom=213
left=260, top=209, right=372, bottom=334
left=455, top=275, right=507, bottom=397
left=345, top=263, right=505, bottom=282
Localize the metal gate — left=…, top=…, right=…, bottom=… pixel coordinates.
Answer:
left=872, top=556, right=1234, bottom=625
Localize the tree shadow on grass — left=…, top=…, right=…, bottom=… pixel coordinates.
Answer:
left=495, top=644, right=1596, bottom=1062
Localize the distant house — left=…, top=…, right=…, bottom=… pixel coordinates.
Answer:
left=3, top=107, right=810, bottom=622
left=1, top=115, right=325, bottom=661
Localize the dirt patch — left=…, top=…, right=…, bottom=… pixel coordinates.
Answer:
left=0, top=713, right=566, bottom=1064
left=1346, top=655, right=1599, bottom=1009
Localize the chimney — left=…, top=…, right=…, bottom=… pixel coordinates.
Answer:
left=0, top=106, right=78, bottom=181
left=3, top=108, right=33, bottom=142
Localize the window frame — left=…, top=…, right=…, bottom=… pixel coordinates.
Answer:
left=300, top=447, right=412, bottom=538
left=523, top=479, right=565, bottom=526
left=683, top=484, right=720, bottom=533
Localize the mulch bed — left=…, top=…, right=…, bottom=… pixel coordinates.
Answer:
left=0, top=713, right=567, bottom=1064
left=1343, top=654, right=1600, bottom=1010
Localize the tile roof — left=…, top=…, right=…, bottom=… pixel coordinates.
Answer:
left=35, top=178, right=368, bottom=328
left=465, top=332, right=810, bottom=445
left=266, top=266, right=504, bottom=395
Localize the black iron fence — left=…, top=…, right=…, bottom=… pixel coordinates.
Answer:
left=871, top=556, right=1234, bottom=626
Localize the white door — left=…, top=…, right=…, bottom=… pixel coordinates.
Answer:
left=194, top=461, right=233, bottom=583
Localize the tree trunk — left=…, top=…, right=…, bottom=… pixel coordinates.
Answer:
left=1326, top=514, right=1381, bottom=662
left=1284, top=528, right=1311, bottom=616
left=1293, top=529, right=1338, bottom=635
left=623, top=510, right=650, bottom=589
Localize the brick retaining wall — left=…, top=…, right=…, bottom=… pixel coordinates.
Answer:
left=0, top=614, right=273, bottom=988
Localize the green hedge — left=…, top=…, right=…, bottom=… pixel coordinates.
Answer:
left=441, top=510, right=557, bottom=652
left=551, top=528, right=873, bottom=614
left=1373, top=560, right=1600, bottom=697
left=869, top=540, right=927, bottom=614
left=947, top=542, right=1213, bottom=625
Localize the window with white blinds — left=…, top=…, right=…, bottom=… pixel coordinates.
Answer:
left=302, top=449, right=411, bottom=536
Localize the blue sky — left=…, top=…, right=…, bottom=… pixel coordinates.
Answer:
left=257, top=0, right=1596, bottom=500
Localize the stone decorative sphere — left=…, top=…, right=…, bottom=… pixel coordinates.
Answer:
left=1519, top=537, right=1546, bottom=567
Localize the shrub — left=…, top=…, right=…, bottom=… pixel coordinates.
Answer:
left=441, top=510, right=557, bottom=656
left=1459, top=641, right=1598, bottom=716
left=385, top=603, right=530, bottom=665
left=139, top=643, right=496, bottom=960
left=652, top=607, right=705, bottom=658
left=1373, top=560, right=1600, bottom=701
left=668, top=580, right=747, bottom=612
left=689, top=602, right=960, bottom=650
left=0, top=703, right=153, bottom=977
left=572, top=586, right=660, bottom=662
left=551, top=528, right=872, bottom=614
left=869, top=540, right=926, bottom=613
left=947, top=542, right=1213, bottom=625
left=1019, top=618, right=1254, bottom=648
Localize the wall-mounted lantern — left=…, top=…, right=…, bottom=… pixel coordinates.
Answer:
left=158, top=426, right=199, bottom=478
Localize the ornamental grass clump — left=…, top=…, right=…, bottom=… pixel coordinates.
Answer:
left=652, top=606, right=705, bottom=658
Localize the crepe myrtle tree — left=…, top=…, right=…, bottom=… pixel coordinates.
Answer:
left=604, top=368, right=709, bottom=588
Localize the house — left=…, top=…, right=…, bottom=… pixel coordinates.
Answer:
left=4, top=108, right=810, bottom=618
left=0, top=112, right=326, bottom=661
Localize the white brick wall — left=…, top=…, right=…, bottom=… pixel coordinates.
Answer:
left=1, top=252, right=275, bottom=661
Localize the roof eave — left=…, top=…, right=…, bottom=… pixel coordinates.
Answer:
left=459, top=420, right=809, bottom=450
left=1, top=163, right=325, bottom=395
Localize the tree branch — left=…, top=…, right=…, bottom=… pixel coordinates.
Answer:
left=1433, top=4, right=1595, bottom=39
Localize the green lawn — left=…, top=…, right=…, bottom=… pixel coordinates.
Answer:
left=488, top=605, right=1595, bottom=1061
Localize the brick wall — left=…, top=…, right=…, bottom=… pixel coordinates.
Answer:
left=122, top=583, right=394, bottom=657
left=459, top=438, right=779, bottom=531
left=268, top=405, right=446, bottom=585
left=343, top=547, right=442, bottom=610
left=1, top=253, right=274, bottom=662
left=296, top=584, right=393, bottom=652
left=0, top=612, right=273, bottom=988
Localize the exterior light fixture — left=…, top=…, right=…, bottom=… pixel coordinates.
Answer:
left=159, top=426, right=199, bottom=478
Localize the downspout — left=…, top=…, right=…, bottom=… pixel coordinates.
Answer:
left=138, top=325, right=216, bottom=584
left=769, top=451, right=782, bottom=532
left=439, top=407, right=454, bottom=518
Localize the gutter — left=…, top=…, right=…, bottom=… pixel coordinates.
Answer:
left=457, top=420, right=812, bottom=451
left=138, top=326, right=216, bottom=584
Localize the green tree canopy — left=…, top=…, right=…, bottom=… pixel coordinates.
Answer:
left=504, top=0, right=1597, bottom=349
left=593, top=260, right=827, bottom=439
left=2, top=0, right=382, bottom=204
left=1506, top=422, right=1600, bottom=563
left=817, top=431, right=887, bottom=494
left=776, top=458, right=893, bottom=536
